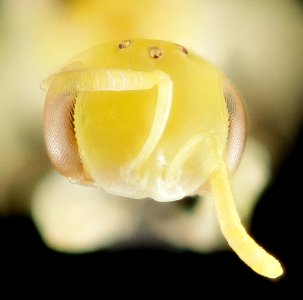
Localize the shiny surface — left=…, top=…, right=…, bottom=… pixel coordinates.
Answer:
left=45, top=39, right=230, bottom=201
left=43, top=39, right=283, bottom=278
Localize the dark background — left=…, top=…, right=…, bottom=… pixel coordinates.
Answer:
left=1, top=0, right=303, bottom=294
left=1, top=122, right=302, bottom=293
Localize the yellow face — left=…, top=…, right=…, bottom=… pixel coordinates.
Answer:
left=43, top=39, right=282, bottom=279
left=44, top=39, right=244, bottom=201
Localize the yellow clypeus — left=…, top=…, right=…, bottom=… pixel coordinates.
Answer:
left=43, top=39, right=283, bottom=279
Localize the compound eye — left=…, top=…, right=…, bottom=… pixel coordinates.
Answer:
left=223, top=78, right=247, bottom=174
left=43, top=81, right=91, bottom=184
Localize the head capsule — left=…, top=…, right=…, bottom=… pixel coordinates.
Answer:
left=43, top=39, right=246, bottom=201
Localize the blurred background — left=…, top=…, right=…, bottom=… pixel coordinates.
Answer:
left=0, top=0, right=303, bottom=292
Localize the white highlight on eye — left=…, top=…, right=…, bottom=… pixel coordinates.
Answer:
left=118, top=40, right=131, bottom=49
left=149, top=47, right=162, bottom=59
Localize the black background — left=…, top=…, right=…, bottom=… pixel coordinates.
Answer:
left=1, top=122, right=302, bottom=294
left=1, top=1, right=303, bottom=295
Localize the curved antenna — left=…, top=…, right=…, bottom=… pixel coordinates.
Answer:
left=166, top=134, right=209, bottom=185
left=48, top=69, right=173, bottom=176
left=210, top=157, right=283, bottom=278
